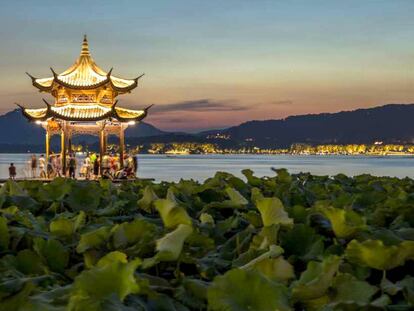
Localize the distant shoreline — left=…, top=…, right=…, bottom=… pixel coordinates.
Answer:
left=1, top=152, right=413, bottom=157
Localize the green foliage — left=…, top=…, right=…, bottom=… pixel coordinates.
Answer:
left=112, top=218, right=159, bottom=250
left=292, top=255, right=341, bottom=301
left=223, top=187, right=249, bottom=208
left=155, top=194, right=192, bottom=229
left=66, top=182, right=102, bottom=212
left=345, top=239, right=414, bottom=270
left=50, top=211, right=85, bottom=237
left=242, top=245, right=294, bottom=283
left=207, top=269, right=291, bottom=311
left=330, top=273, right=378, bottom=305
left=137, top=185, right=158, bottom=212
left=155, top=224, right=193, bottom=262
left=16, top=249, right=46, bottom=275
left=0, top=217, right=9, bottom=251
left=33, top=238, right=69, bottom=273
left=0, top=173, right=412, bottom=310
left=76, top=226, right=112, bottom=253
left=68, top=253, right=141, bottom=311
left=38, top=177, right=72, bottom=202
left=255, top=194, right=293, bottom=227
left=280, top=224, right=324, bottom=261
left=199, top=212, right=215, bottom=225
left=50, top=218, right=74, bottom=237
left=316, top=205, right=366, bottom=238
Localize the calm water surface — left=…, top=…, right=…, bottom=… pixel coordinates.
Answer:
left=2, top=154, right=413, bottom=182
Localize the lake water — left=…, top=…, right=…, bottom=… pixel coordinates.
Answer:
left=1, top=153, right=413, bottom=182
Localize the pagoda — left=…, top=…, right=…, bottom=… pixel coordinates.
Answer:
left=18, top=35, right=150, bottom=174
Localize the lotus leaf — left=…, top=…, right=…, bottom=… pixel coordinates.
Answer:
left=317, top=205, right=366, bottom=238
left=137, top=186, right=158, bottom=212
left=207, top=268, right=291, bottom=311
left=292, top=255, right=341, bottom=300
left=345, top=239, right=414, bottom=270
left=68, top=254, right=141, bottom=310
left=280, top=224, right=324, bottom=260
left=255, top=196, right=293, bottom=227
left=66, top=182, right=102, bottom=212
left=76, top=226, right=112, bottom=253
left=155, top=197, right=192, bottom=229
left=330, top=273, right=378, bottom=304
left=155, top=224, right=193, bottom=262
left=34, top=238, right=69, bottom=273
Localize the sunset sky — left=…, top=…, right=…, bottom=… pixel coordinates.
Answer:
left=0, top=0, right=413, bottom=132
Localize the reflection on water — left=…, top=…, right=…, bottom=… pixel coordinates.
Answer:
left=1, top=153, right=413, bottom=182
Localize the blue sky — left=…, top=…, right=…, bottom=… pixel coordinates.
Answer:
left=0, top=0, right=413, bottom=131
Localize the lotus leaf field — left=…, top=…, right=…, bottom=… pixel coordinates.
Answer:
left=0, top=169, right=413, bottom=310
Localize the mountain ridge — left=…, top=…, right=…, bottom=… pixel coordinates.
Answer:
left=0, top=109, right=164, bottom=144
left=0, top=104, right=413, bottom=151
left=217, top=103, right=414, bottom=147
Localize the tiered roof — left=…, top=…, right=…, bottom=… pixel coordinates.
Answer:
left=20, top=36, right=150, bottom=123
left=19, top=101, right=151, bottom=122
left=27, top=35, right=143, bottom=93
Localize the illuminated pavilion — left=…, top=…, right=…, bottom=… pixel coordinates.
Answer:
left=18, top=35, right=150, bottom=174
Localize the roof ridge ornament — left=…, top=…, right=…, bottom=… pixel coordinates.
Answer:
left=42, top=99, right=52, bottom=109
left=110, top=100, right=119, bottom=113
left=144, top=104, right=154, bottom=111
left=107, top=67, right=113, bottom=77
left=25, top=72, right=36, bottom=82
left=50, top=67, right=58, bottom=78
left=134, top=73, right=145, bottom=83
left=81, top=34, right=90, bottom=56
left=15, top=103, right=25, bottom=109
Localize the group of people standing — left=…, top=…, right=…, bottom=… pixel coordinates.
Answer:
left=9, top=152, right=138, bottom=180
left=95, top=153, right=138, bottom=179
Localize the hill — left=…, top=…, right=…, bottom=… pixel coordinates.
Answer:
left=1, top=104, right=413, bottom=152
left=217, top=104, right=414, bottom=148
left=0, top=109, right=45, bottom=144
left=0, top=109, right=165, bottom=150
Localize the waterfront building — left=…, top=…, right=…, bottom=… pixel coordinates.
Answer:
left=18, top=35, right=150, bottom=173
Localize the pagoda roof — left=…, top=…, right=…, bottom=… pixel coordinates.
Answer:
left=18, top=101, right=151, bottom=122
left=27, top=35, right=143, bottom=93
